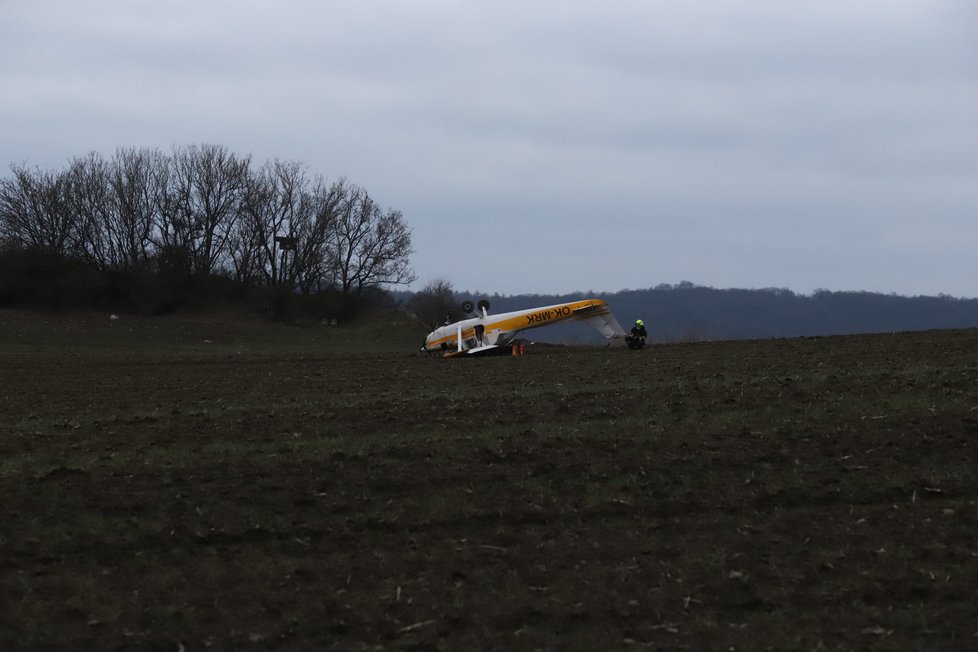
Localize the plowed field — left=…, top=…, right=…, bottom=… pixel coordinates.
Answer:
left=2, top=312, right=977, bottom=650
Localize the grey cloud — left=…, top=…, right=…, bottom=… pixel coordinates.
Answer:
left=1, top=0, right=976, bottom=297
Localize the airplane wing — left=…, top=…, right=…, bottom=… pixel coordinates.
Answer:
left=442, top=344, right=506, bottom=358
left=571, top=303, right=628, bottom=339
left=463, top=344, right=505, bottom=356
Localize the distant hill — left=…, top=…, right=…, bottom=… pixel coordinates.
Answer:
left=400, top=283, right=978, bottom=343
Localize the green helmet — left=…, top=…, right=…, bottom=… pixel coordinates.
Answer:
left=635, top=319, right=644, bottom=326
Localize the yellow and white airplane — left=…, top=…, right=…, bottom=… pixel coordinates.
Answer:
left=421, top=298, right=627, bottom=357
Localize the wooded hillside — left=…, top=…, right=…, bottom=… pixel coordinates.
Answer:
left=450, top=283, right=978, bottom=342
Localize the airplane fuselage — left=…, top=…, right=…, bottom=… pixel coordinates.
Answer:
left=421, top=299, right=624, bottom=355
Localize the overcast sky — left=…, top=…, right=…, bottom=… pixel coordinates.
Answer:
left=2, top=1, right=977, bottom=297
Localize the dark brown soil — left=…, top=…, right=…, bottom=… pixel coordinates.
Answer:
left=2, top=316, right=977, bottom=650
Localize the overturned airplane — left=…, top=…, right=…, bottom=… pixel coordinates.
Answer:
left=421, top=298, right=627, bottom=357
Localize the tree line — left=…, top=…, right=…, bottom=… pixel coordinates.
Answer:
left=413, top=282, right=978, bottom=343
left=0, top=145, right=414, bottom=315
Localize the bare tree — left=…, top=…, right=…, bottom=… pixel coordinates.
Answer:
left=233, top=161, right=343, bottom=294
left=233, top=161, right=289, bottom=286
left=331, top=185, right=415, bottom=295
left=65, top=150, right=158, bottom=272
left=106, top=148, right=161, bottom=270
left=66, top=152, right=114, bottom=271
left=148, top=149, right=191, bottom=277
left=292, top=177, right=346, bottom=294
left=166, top=144, right=250, bottom=277
left=408, top=278, right=458, bottom=329
left=1, top=145, right=419, bottom=315
left=0, top=164, right=77, bottom=258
